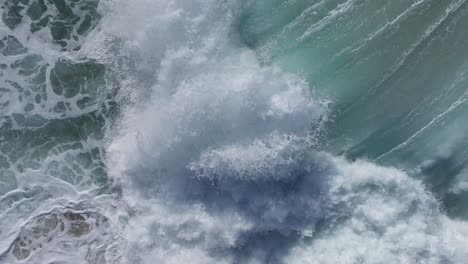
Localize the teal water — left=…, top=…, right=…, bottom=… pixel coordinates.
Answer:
left=1, top=0, right=468, bottom=263
left=241, top=0, right=468, bottom=218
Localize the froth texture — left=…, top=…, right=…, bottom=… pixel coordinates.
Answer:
left=2, top=0, right=468, bottom=263
left=104, top=0, right=468, bottom=263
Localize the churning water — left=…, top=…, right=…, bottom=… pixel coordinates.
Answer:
left=1, top=0, right=468, bottom=263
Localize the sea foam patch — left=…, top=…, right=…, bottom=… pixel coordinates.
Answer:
left=103, top=0, right=468, bottom=263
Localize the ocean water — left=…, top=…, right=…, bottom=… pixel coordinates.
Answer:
left=1, top=0, right=468, bottom=263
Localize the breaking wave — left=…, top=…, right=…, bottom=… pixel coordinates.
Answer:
left=1, top=0, right=468, bottom=263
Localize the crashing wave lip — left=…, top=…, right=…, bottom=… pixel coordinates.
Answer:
left=99, top=0, right=468, bottom=263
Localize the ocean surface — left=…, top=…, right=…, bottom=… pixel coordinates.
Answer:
left=1, top=0, right=468, bottom=263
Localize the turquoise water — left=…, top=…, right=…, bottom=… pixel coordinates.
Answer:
left=240, top=0, right=468, bottom=219
left=1, top=0, right=468, bottom=263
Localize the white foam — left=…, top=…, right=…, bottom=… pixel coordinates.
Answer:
left=0, top=1, right=119, bottom=263
left=96, top=0, right=468, bottom=263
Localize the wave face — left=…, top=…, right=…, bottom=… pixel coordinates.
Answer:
left=240, top=0, right=468, bottom=218
left=1, top=0, right=468, bottom=263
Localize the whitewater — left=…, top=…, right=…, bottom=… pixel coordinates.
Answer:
left=1, top=0, right=468, bottom=263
